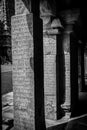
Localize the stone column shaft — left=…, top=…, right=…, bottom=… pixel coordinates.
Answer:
left=43, top=33, right=57, bottom=120
left=80, top=44, right=85, bottom=91
left=56, top=33, right=65, bottom=119
left=12, top=13, right=46, bottom=130
left=70, top=32, right=79, bottom=117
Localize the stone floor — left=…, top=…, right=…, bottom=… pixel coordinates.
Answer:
left=2, top=92, right=87, bottom=130
left=2, top=92, right=71, bottom=130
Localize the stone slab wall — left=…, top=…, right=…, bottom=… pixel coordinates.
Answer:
left=14, top=0, right=72, bottom=120
left=15, top=0, right=29, bottom=15
left=14, top=0, right=57, bottom=120
left=0, top=0, right=4, bottom=22
left=64, top=52, right=70, bottom=107
left=11, top=14, right=34, bottom=130
left=43, top=36, right=57, bottom=119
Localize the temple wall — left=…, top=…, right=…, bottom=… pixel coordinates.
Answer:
left=43, top=36, right=57, bottom=119
left=11, top=14, right=35, bottom=130
left=15, top=0, right=29, bottom=15
left=14, top=0, right=57, bottom=120
left=0, top=0, right=4, bottom=22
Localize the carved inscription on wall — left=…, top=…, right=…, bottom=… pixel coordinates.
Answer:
left=15, top=0, right=29, bottom=15
left=11, top=14, right=35, bottom=130
left=0, top=0, right=4, bottom=22
left=43, top=36, right=57, bottom=119
left=63, top=52, right=70, bottom=108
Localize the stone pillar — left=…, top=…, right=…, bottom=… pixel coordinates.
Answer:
left=62, top=30, right=70, bottom=112
left=0, top=58, right=2, bottom=130
left=78, top=41, right=85, bottom=92
left=63, top=24, right=79, bottom=117
left=56, top=31, right=65, bottom=119
left=42, top=16, right=64, bottom=120
left=80, top=43, right=85, bottom=91
left=70, top=32, right=79, bottom=117
left=84, top=50, right=87, bottom=87
left=43, top=31, right=57, bottom=120
left=11, top=13, right=46, bottom=130
left=78, top=41, right=82, bottom=92
left=15, top=0, right=29, bottom=15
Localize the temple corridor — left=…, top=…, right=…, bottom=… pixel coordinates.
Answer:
left=1, top=0, right=87, bottom=130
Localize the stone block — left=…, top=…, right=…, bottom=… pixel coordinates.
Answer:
left=12, top=13, right=58, bottom=124
left=11, top=13, right=45, bottom=130
left=63, top=53, right=70, bottom=108
left=15, top=0, right=29, bottom=15
left=43, top=35, right=57, bottom=120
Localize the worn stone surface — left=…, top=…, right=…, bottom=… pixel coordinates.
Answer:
left=15, top=0, right=29, bottom=15
left=11, top=14, right=34, bottom=130
left=62, top=32, right=70, bottom=109
left=0, top=0, right=4, bottom=22
left=43, top=35, right=57, bottom=120
left=12, top=12, right=57, bottom=122
left=64, top=53, right=70, bottom=108
left=84, top=56, right=87, bottom=85
left=13, top=0, right=71, bottom=121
